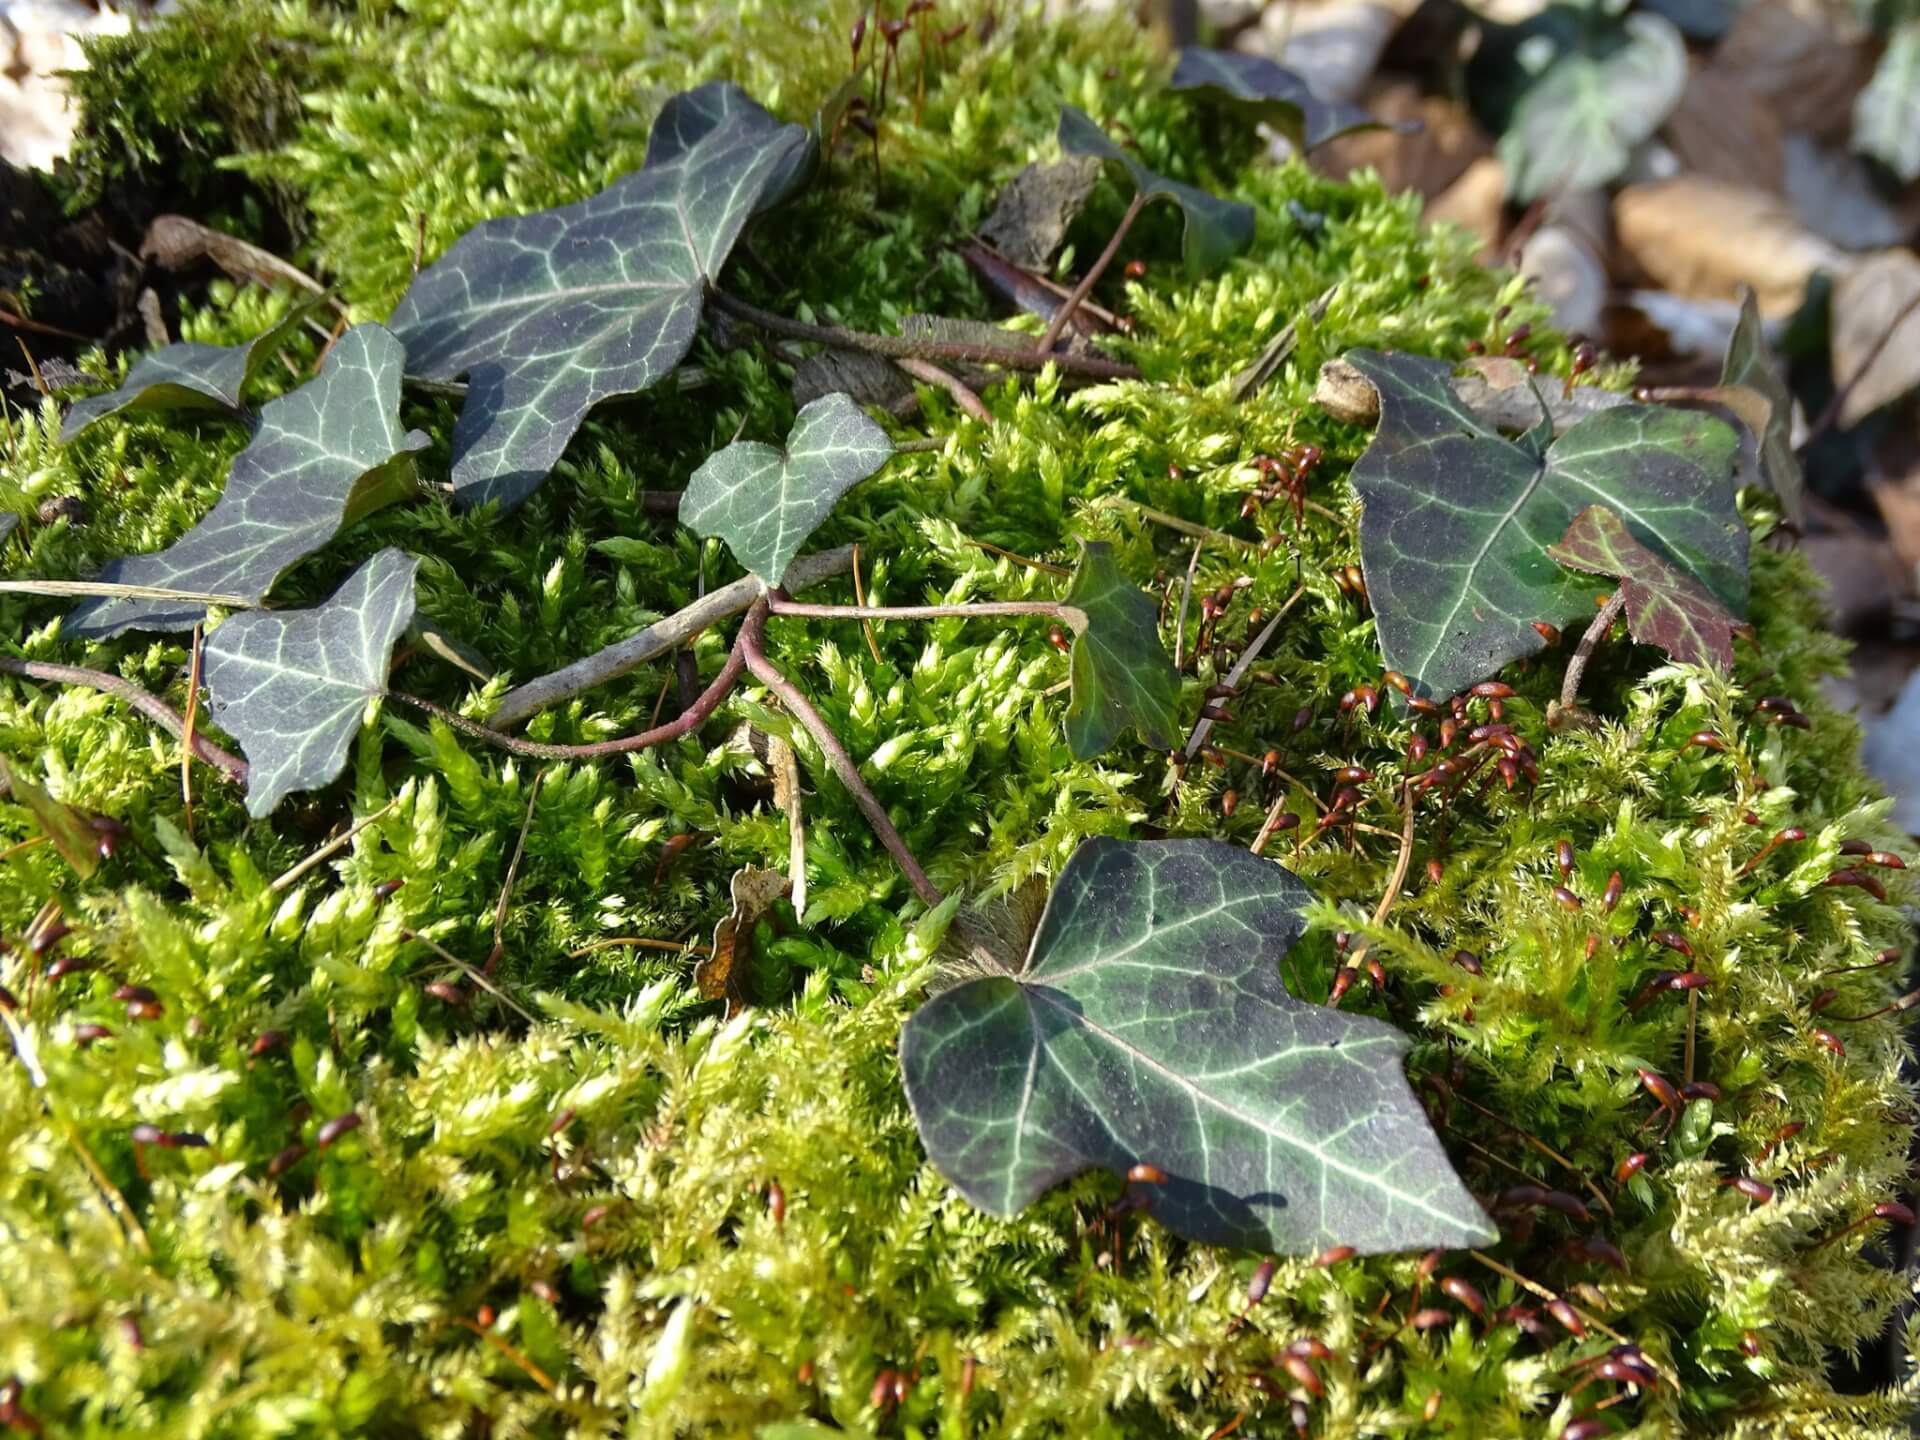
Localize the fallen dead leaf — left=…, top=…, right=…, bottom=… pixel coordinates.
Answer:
left=1518, top=191, right=1609, bottom=339
left=1782, top=133, right=1920, bottom=251
left=1832, top=249, right=1920, bottom=428
left=1424, top=155, right=1506, bottom=258
left=1713, top=0, right=1876, bottom=144
left=1310, top=81, right=1489, bottom=199
left=696, top=866, right=791, bottom=1018
left=1661, top=64, right=1784, bottom=193
left=975, top=157, right=1102, bottom=271
left=1613, top=176, right=1850, bottom=316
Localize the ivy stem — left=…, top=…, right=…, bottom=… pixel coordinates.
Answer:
left=1035, top=190, right=1148, bottom=354
left=767, top=597, right=1062, bottom=622
left=489, top=544, right=855, bottom=730
left=706, top=287, right=1143, bottom=382
left=0, top=656, right=248, bottom=783
left=895, top=357, right=994, bottom=424
left=737, top=602, right=944, bottom=908
left=391, top=642, right=747, bottom=760
left=1558, top=590, right=1626, bottom=713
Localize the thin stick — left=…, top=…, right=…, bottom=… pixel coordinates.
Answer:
left=1684, top=988, right=1698, bottom=1085
left=896, top=356, right=994, bottom=423
left=707, top=288, right=1142, bottom=382
left=0, top=578, right=253, bottom=605
left=1173, top=540, right=1202, bottom=670
left=1560, top=591, right=1625, bottom=712
left=768, top=598, right=1062, bottom=622
left=493, top=769, right=545, bottom=950
left=737, top=603, right=943, bottom=908
left=1181, top=585, right=1306, bottom=761
left=1451, top=1091, right=1613, bottom=1219
left=970, top=539, right=1069, bottom=575
left=851, top=543, right=884, bottom=668
left=394, top=642, right=747, bottom=761
left=1249, top=796, right=1297, bottom=855
left=1344, top=782, right=1416, bottom=977
left=401, top=929, right=539, bottom=1026
left=1468, top=1251, right=1638, bottom=1356
left=181, top=626, right=204, bottom=839
left=488, top=545, right=856, bottom=729
left=63, top=1115, right=151, bottom=1253
left=0, top=656, right=247, bottom=782
left=568, top=936, right=711, bottom=958
left=3, top=309, right=88, bottom=343
left=771, top=732, right=809, bottom=916
left=1124, top=501, right=1254, bottom=552
left=270, top=798, right=401, bottom=891
left=1036, top=190, right=1148, bottom=353
left=14, top=337, right=47, bottom=395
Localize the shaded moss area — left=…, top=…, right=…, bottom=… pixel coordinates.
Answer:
left=0, top=1, right=1915, bottom=1436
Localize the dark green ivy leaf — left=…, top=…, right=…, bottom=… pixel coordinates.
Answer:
left=390, top=82, right=811, bottom=511
left=1057, top=106, right=1255, bottom=275
left=1719, top=287, right=1804, bottom=527
left=202, top=548, right=419, bottom=817
left=901, top=837, right=1496, bottom=1253
left=1495, top=13, right=1686, bottom=202
left=1060, top=541, right=1180, bottom=759
left=69, top=325, right=427, bottom=638
left=1549, top=504, right=1739, bottom=673
left=679, top=393, right=892, bottom=585
left=58, top=300, right=318, bottom=442
left=1344, top=349, right=1744, bottom=701
left=1170, top=48, right=1411, bottom=152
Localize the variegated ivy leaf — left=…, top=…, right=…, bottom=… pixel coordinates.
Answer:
left=1854, top=21, right=1920, bottom=183
left=1549, top=505, right=1739, bottom=673
left=901, top=837, right=1496, bottom=1253
left=59, top=299, right=319, bottom=441
left=1061, top=541, right=1180, bottom=759
left=1344, top=349, right=1745, bottom=702
left=1170, top=48, right=1409, bottom=152
left=390, top=82, right=812, bottom=511
left=679, top=393, right=892, bottom=585
left=1719, top=287, right=1803, bottom=527
left=1057, top=106, right=1254, bottom=275
left=69, top=325, right=427, bottom=638
left=201, top=548, right=419, bottom=818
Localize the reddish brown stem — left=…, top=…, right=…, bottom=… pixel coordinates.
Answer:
left=1036, top=190, right=1148, bottom=354
left=738, top=602, right=943, bottom=907
left=0, top=656, right=247, bottom=783
left=392, top=641, right=747, bottom=760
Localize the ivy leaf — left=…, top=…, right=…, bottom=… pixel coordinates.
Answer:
left=1718, top=287, right=1803, bottom=527
left=201, top=548, right=419, bottom=818
left=1057, top=106, right=1255, bottom=275
left=68, top=325, right=428, bottom=638
left=0, top=756, right=100, bottom=879
left=1494, top=13, right=1687, bottom=202
left=390, top=82, right=812, bottom=511
left=1060, top=541, right=1180, bottom=759
left=900, top=837, right=1496, bottom=1253
left=1344, top=349, right=1744, bottom=701
left=679, top=393, right=892, bottom=585
left=1854, top=21, right=1920, bottom=183
left=1549, top=505, right=1739, bottom=673
left=1170, top=48, right=1409, bottom=152
left=59, top=300, right=317, bottom=441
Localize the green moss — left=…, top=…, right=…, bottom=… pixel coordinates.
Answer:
left=2, top=2, right=1916, bottom=1436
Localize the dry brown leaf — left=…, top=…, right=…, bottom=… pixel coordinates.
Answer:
left=1613, top=177, right=1849, bottom=316
left=1868, top=414, right=1920, bottom=577
left=1832, top=249, right=1920, bottom=428
left=1782, top=134, right=1920, bottom=251
left=696, top=866, right=792, bottom=1018
left=1424, top=156, right=1506, bottom=258
left=1310, top=81, right=1490, bottom=199
left=1518, top=192, right=1609, bottom=338
left=1661, top=65, right=1784, bottom=193
left=1715, top=0, right=1875, bottom=144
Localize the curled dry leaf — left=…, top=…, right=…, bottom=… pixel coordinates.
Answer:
left=1831, top=249, right=1920, bottom=429
left=975, top=157, right=1103, bottom=271
left=697, top=867, right=792, bottom=1018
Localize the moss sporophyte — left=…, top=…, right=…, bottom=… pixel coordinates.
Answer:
left=0, top=2, right=1915, bottom=1436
